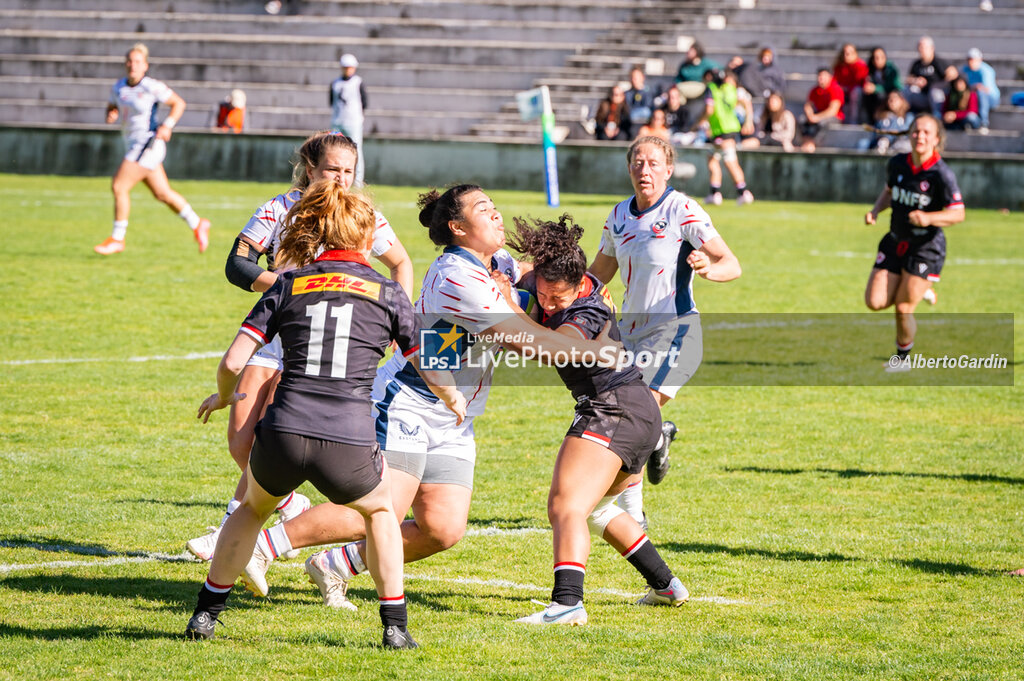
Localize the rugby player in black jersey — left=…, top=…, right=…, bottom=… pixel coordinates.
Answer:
left=499, top=215, right=689, bottom=626
left=184, top=181, right=464, bottom=649
left=864, top=114, right=965, bottom=371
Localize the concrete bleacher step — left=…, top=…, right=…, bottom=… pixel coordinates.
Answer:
left=0, top=76, right=518, bottom=116
left=0, top=100, right=484, bottom=137
left=0, top=9, right=621, bottom=44
left=755, top=0, right=1024, bottom=8
left=597, top=24, right=1024, bottom=57
left=669, top=4, right=1024, bottom=32
left=0, top=29, right=579, bottom=67
left=0, top=54, right=541, bottom=91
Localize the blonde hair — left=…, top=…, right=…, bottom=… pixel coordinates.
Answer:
left=627, top=135, right=675, bottom=168
left=277, top=179, right=376, bottom=266
left=126, top=43, right=149, bottom=61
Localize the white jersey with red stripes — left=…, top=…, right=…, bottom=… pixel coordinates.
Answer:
left=376, top=246, right=520, bottom=422
left=109, top=76, right=173, bottom=146
left=240, top=189, right=398, bottom=272
left=598, top=187, right=719, bottom=338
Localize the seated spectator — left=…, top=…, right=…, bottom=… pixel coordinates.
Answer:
left=675, top=41, right=721, bottom=90
left=963, top=48, right=999, bottom=132
left=661, top=85, right=691, bottom=141
left=594, top=85, right=632, bottom=141
left=637, top=108, right=671, bottom=141
left=755, top=91, right=796, bottom=152
left=904, top=36, right=957, bottom=118
left=833, top=43, right=869, bottom=125
left=943, top=75, right=981, bottom=131
left=800, top=68, right=845, bottom=152
left=625, top=66, right=657, bottom=127
left=737, top=46, right=786, bottom=101
left=859, top=90, right=914, bottom=153
left=861, top=47, right=902, bottom=125
left=214, top=89, right=246, bottom=133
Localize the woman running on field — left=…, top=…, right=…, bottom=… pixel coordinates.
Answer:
left=95, top=43, right=211, bottom=255
left=864, top=114, right=965, bottom=371
left=588, top=135, right=741, bottom=527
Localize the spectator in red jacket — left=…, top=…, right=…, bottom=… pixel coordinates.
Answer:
left=800, top=68, right=845, bottom=152
left=942, top=75, right=981, bottom=131
left=833, top=43, right=869, bottom=124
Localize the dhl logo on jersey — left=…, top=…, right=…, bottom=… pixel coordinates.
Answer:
left=292, top=273, right=381, bottom=299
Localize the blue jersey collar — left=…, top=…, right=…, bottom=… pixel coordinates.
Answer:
left=629, top=187, right=675, bottom=218
left=443, top=245, right=496, bottom=271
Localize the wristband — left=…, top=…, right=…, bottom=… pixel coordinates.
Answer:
left=162, top=117, right=177, bottom=129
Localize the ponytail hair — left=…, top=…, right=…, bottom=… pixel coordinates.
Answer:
left=416, top=183, right=483, bottom=247
left=277, top=179, right=376, bottom=267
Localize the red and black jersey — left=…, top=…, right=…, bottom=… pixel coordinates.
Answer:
left=241, top=250, right=420, bottom=445
left=523, top=271, right=644, bottom=400
left=886, top=153, right=964, bottom=243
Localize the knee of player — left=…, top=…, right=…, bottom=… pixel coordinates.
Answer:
left=864, top=295, right=888, bottom=311
left=587, top=497, right=625, bottom=536
left=894, top=301, right=918, bottom=315
left=424, top=521, right=464, bottom=551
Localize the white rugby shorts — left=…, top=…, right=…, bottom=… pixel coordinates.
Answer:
left=372, top=376, right=476, bottom=466
left=124, top=136, right=167, bottom=170
left=622, top=312, right=703, bottom=400
left=247, top=335, right=283, bottom=371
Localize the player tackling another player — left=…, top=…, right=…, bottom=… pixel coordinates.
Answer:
left=96, top=43, right=211, bottom=255
left=864, top=114, right=965, bottom=371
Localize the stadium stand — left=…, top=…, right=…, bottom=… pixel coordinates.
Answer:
left=0, top=0, right=1021, bottom=153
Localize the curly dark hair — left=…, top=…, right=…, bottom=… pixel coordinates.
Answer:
left=505, top=214, right=587, bottom=285
left=417, top=184, right=483, bottom=247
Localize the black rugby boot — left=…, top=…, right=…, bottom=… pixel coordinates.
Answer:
left=647, top=421, right=677, bottom=485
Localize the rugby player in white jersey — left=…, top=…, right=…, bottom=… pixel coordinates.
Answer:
left=589, top=136, right=742, bottom=526
left=185, top=131, right=413, bottom=562
left=95, top=43, right=211, bottom=255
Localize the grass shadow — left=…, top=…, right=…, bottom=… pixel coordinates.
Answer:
left=0, top=621, right=179, bottom=642
left=725, top=465, right=1024, bottom=486
left=119, top=498, right=225, bottom=510
left=663, top=540, right=999, bottom=576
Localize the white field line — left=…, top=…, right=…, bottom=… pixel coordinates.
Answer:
left=0, top=531, right=752, bottom=606
left=6, top=308, right=1012, bottom=367
left=2, top=351, right=222, bottom=366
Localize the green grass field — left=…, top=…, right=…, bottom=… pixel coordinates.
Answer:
left=1, top=173, right=1022, bottom=680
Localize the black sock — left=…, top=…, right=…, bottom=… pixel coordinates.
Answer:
left=194, top=580, right=231, bottom=619
left=896, top=340, right=914, bottom=359
left=623, top=537, right=674, bottom=590
left=709, top=184, right=722, bottom=194
left=551, top=562, right=585, bottom=606
left=737, top=182, right=747, bottom=192
left=379, top=596, right=408, bottom=629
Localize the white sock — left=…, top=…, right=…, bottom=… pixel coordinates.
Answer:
left=654, top=433, right=665, bottom=451
left=616, top=480, right=646, bottom=525
left=264, top=523, right=293, bottom=558
left=219, top=498, right=242, bottom=527
left=327, top=543, right=366, bottom=580
left=178, top=204, right=201, bottom=230
left=111, top=220, right=128, bottom=241
left=275, top=491, right=295, bottom=512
